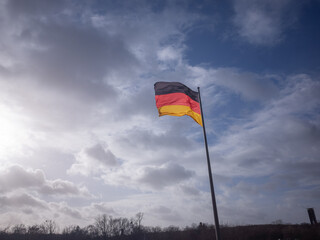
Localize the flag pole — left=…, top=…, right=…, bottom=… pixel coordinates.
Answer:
left=198, top=87, right=222, bottom=240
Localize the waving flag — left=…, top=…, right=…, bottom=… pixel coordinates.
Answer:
left=154, top=82, right=202, bottom=126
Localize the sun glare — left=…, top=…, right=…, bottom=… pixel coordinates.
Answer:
left=0, top=105, right=28, bottom=158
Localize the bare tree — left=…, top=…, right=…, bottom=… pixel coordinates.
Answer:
left=42, top=220, right=58, bottom=234
left=136, top=212, right=144, bottom=229
left=108, top=216, right=118, bottom=237
left=108, top=217, right=131, bottom=236
left=62, top=225, right=76, bottom=235
left=118, top=217, right=131, bottom=235
left=85, top=224, right=99, bottom=238
left=12, top=224, right=27, bottom=234
left=0, top=225, right=10, bottom=234
left=130, top=212, right=144, bottom=234
left=95, top=214, right=109, bottom=240
left=28, top=224, right=46, bottom=234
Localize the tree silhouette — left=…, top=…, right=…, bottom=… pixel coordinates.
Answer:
left=0, top=213, right=319, bottom=240
left=95, top=214, right=109, bottom=239
left=43, top=220, right=58, bottom=235
left=11, top=224, right=26, bottom=234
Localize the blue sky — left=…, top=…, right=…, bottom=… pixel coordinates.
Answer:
left=0, top=0, right=319, bottom=229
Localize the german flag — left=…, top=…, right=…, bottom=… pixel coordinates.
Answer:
left=154, top=82, right=202, bottom=126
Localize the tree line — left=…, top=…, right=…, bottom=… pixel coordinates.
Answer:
left=0, top=213, right=319, bottom=240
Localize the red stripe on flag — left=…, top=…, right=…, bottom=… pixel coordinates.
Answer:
left=155, top=92, right=201, bottom=114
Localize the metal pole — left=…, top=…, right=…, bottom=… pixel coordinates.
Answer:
left=198, top=87, right=222, bottom=240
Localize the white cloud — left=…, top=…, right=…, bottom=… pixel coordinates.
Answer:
left=0, top=164, right=91, bottom=198
left=99, top=161, right=196, bottom=192
left=232, top=0, right=298, bottom=45
left=157, top=46, right=182, bottom=62
left=68, top=143, right=119, bottom=176
left=157, top=46, right=184, bottom=70
left=0, top=165, right=44, bottom=193
left=0, top=193, right=48, bottom=209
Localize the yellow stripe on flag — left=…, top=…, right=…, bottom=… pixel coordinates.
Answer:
left=158, top=105, right=202, bottom=126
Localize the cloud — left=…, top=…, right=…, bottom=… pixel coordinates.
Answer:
left=232, top=0, right=299, bottom=45
left=40, top=180, right=90, bottom=197
left=207, top=74, right=320, bottom=224
left=0, top=1, right=206, bottom=227
left=219, top=200, right=268, bottom=224
left=199, top=67, right=279, bottom=101
left=80, top=190, right=213, bottom=227
left=50, top=202, right=83, bottom=219
left=0, top=0, right=201, bottom=136
left=68, top=143, right=119, bottom=176
left=0, top=164, right=91, bottom=197
left=157, top=45, right=184, bottom=70
left=138, top=163, right=194, bottom=190
left=157, top=46, right=182, bottom=62
left=86, top=144, right=118, bottom=167
left=179, top=185, right=200, bottom=196
left=0, top=0, right=139, bottom=131
left=113, top=128, right=196, bottom=154
left=91, top=203, right=117, bottom=215
left=5, top=0, right=66, bottom=17
left=150, top=205, right=182, bottom=222
left=0, top=193, right=47, bottom=209
left=213, top=75, right=320, bottom=176
left=100, top=161, right=196, bottom=192
left=0, top=165, right=44, bottom=193
left=0, top=197, right=89, bottom=227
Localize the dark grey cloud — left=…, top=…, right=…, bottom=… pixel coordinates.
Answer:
left=29, top=21, right=134, bottom=99
left=0, top=0, right=139, bottom=131
left=5, top=0, right=67, bottom=17
left=138, top=163, right=194, bottom=189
